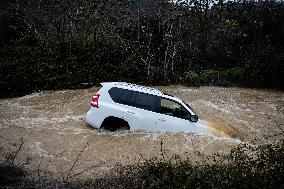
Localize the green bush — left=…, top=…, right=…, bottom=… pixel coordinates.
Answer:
left=225, top=66, right=244, bottom=84
left=226, top=66, right=243, bottom=78
left=183, top=70, right=200, bottom=86
left=200, top=69, right=218, bottom=84
left=138, top=141, right=283, bottom=188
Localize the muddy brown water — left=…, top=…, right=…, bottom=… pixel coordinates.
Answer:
left=0, top=86, right=283, bottom=179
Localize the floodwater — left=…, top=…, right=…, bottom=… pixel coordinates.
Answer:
left=0, top=86, right=283, bottom=179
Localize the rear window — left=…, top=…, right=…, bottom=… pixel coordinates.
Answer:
left=109, top=87, right=159, bottom=112
left=109, top=87, right=134, bottom=106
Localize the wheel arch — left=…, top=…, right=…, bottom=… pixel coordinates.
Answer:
left=101, top=116, right=130, bottom=131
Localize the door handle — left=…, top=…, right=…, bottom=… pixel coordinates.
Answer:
left=158, top=118, right=166, bottom=122
left=127, top=111, right=135, bottom=114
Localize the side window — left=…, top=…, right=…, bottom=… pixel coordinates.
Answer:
left=133, top=92, right=159, bottom=112
left=109, top=88, right=159, bottom=112
left=160, top=98, right=191, bottom=120
left=109, top=87, right=133, bottom=105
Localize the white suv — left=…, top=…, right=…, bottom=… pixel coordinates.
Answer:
left=86, top=82, right=201, bottom=133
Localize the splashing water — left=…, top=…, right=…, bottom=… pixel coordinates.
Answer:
left=192, top=120, right=229, bottom=137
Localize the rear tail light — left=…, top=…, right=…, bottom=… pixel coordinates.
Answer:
left=91, top=93, right=100, bottom=108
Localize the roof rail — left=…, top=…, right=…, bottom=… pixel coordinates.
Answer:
left=112, top=82, right=162, bottom=95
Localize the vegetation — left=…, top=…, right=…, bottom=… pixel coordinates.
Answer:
left=1, top=139, right=283, bottom=188
left=75, top=140, right=284, bottom=189
left=0, top=0, right=283, bottom=98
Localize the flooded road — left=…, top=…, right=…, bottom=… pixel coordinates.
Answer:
left=0, top=86, right=283, bottom=179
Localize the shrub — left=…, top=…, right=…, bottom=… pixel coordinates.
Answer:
left=226, top=66, right=243, bottom=78
left=133, top=141, right=284, bottom=188
left=0, top=164, right=27, bottom=187
left=1, top=138, right=283, bottom=188
left=183, top=70, right=200, bottom=86
left=225, top=66, right=244, bottom=84
left=200, top=69, right=218, bottom=84
left=70, top=140, right=284, bottom=189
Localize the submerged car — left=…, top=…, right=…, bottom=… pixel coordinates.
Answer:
left=86, top=82, right=201, bottom=132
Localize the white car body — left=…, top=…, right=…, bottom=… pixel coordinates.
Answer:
left=86, top=82, right=206, bottom=133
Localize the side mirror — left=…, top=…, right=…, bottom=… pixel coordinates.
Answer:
left=190, top=115, right=198, bottom=122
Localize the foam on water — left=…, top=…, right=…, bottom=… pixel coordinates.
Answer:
left=10, top=115, right=84, bottom=129
left=17, top=92, right=46, bottom=100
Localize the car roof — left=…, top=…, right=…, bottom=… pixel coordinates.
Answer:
left=101, top=82, right=164, bottom=96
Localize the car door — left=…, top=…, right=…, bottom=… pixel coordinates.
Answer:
left=155, top=97, right=196, bottom=132
left=127, top=91, right=160, bottom=131
left=108, top=87, right=134, bottom=121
